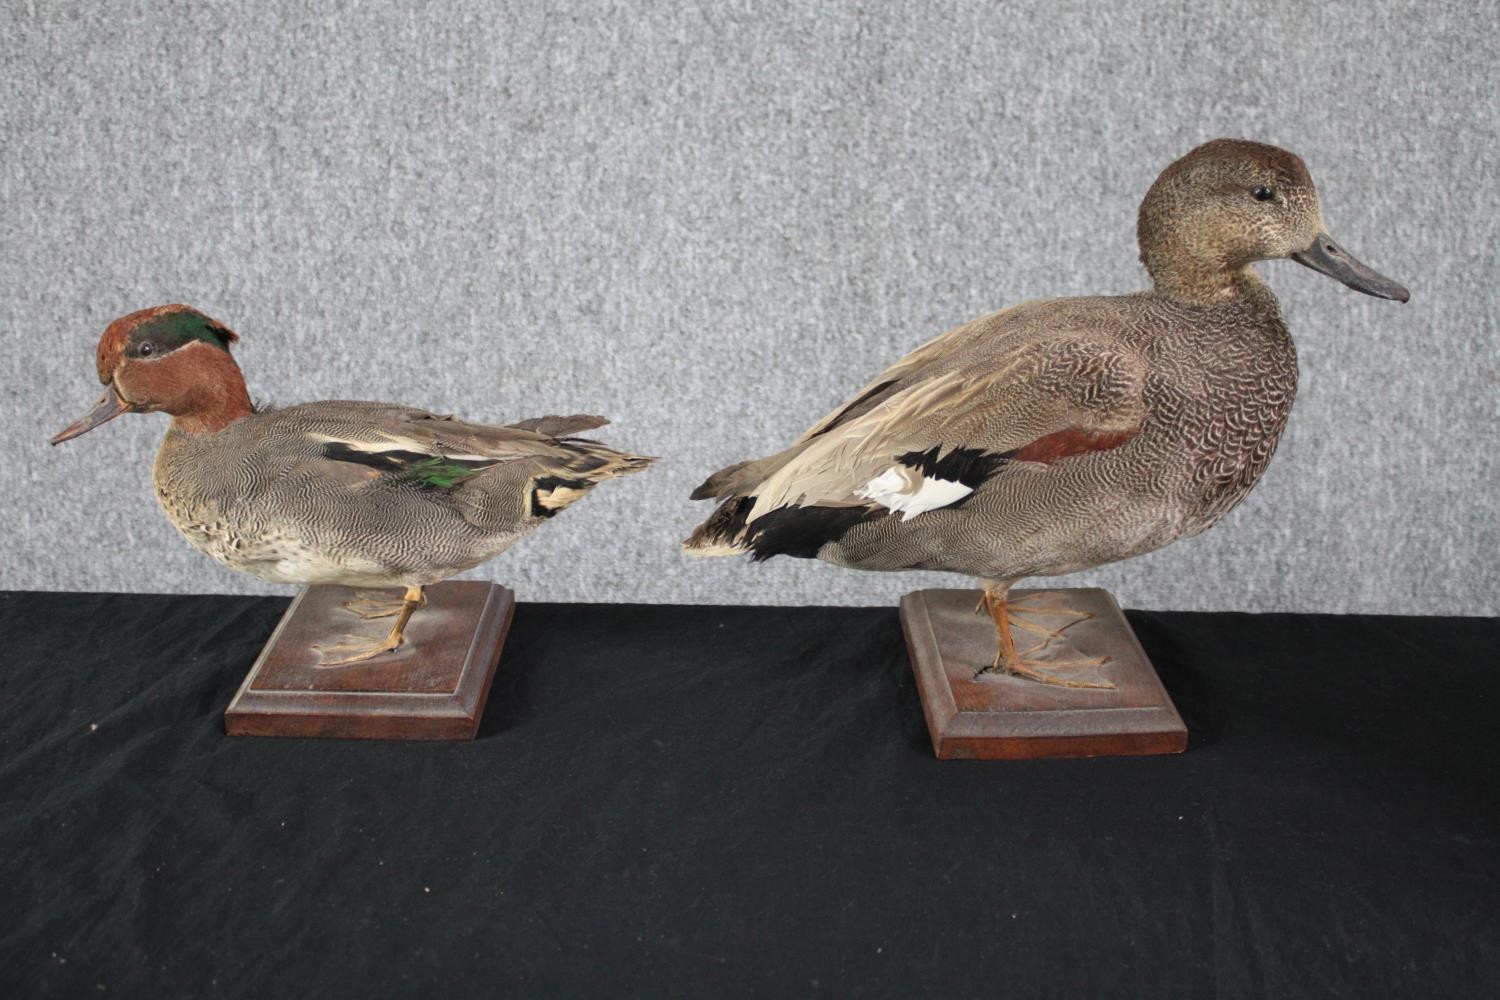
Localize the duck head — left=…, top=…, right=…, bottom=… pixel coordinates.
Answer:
left=1137, top=138, right=1409, bottom=305
left=50, top=305, right=253, bottom=445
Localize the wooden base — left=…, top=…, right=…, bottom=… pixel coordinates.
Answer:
left=900, top=588, right=1187, bottom=760
left=224, top=581, right=514, bottom=741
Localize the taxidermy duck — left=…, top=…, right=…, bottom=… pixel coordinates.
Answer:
left=686, top=139, right=1408, bottom=687
left=52, top=305, right=653, bottom=664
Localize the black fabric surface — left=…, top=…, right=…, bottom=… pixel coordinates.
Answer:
left=1, top=591, right=1496, bottom=997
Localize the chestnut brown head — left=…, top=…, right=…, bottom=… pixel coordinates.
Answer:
left=51, top=305, right=251, bottom=444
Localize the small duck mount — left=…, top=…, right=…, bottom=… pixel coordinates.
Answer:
left=899, top=588, right=1187, bottom=760
left=49, top=303, right=650, bottom=742
left=224, top=581, right=515, bottom=741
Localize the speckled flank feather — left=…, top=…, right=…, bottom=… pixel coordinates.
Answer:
left=150, top=400, right=652, bottom=588
left=682, top=138, right=1400, bottom=588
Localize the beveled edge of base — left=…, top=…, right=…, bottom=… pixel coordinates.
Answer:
left=899, top=589, right=958, bottom=757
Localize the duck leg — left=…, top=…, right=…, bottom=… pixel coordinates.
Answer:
left=342, top=588, right=427, bottom=620
left=316, top=586, right=426, bottom=666
left=974, top=582, right=1114, bottom=689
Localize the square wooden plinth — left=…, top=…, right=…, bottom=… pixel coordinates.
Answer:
left=224, top=581, right=515, bottom=741
left=900, top=588, right=1187, bottom=760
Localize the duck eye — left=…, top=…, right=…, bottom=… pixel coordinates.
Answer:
left=138, top=341, right=154, bottom=357
left=1252, top=186, right=1275, bottom=202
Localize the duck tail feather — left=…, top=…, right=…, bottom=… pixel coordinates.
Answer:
left=690, top=460, right=756, bottom=501
left=528, top=448, right=654, bottom=519
left=681, top=496, right=755, bottom=556
left=509, top=413, right=610, bottom=437
left=554, top=439, right=655, bottom=480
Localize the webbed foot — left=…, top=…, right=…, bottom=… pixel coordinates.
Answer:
left=314, top=632, right=404, bottom=666
left=974, top=650, right=1114, bottom=688
left=975, top=584, right=1115, bottom=689
left=316, top=585, right=426, bottom=667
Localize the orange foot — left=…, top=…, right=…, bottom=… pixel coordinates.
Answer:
left=316, top=585, right=425, bottom=667
left=972, top=584, right=1115, bottom=689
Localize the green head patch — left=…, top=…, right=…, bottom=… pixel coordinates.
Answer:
left=123, top=307, right=238, bottom=360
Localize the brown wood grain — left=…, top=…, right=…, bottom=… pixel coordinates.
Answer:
left=900, top=588, right=1188, bottom=760
left=224, top=581, right=514, bottom=741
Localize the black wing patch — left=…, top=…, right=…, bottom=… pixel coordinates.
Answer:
left=321, top=443, right=426, bottom=473
left=745, top=504, right=887, bottom=561
left=320, top=443, right=495, bottom=491
left=694, top=496, right=887, bottom=561
left=896, top=446, right=1011, bottom=492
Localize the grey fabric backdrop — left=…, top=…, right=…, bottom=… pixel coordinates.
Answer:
left=4, top=1, right=1496, bottom=613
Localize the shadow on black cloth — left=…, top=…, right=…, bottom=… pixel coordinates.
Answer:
left=1, top=591, right=1496, bottom=996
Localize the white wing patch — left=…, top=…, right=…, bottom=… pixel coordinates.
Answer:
left=305, top=431, right=488, bottom=463
left=855, top=465, right=972, bottom=522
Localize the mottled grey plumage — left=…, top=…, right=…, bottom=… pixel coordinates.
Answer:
left=684, top=140, right=1407, bottom=683
left=154, top=400, right=651, bottom=588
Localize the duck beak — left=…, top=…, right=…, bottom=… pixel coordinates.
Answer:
left=1291, top=233, right=1410, bottom=302
left=50, top=385, right=129, bottom=445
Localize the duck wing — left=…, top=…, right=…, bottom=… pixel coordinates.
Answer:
left=692, top=302, right=1057, bottom=501
left=297, top=402, right=594, bottom=452
left=268, top=401, right=647, bottom=499
left=791, top=302, right=1059, bottom=445
left=684, top=332, right=1146, bottom=558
